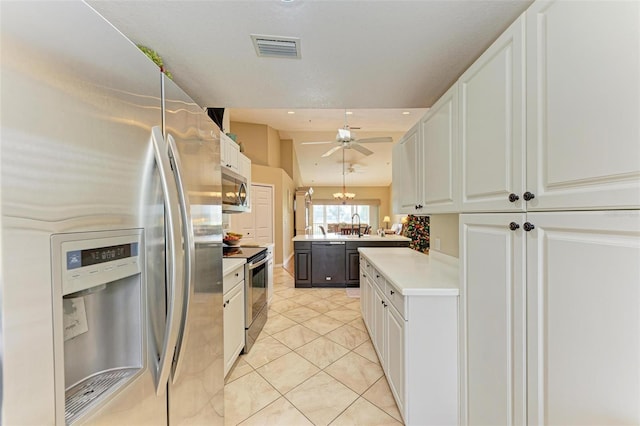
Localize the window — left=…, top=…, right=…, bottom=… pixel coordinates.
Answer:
left=312, top=203, right=378, bottom=235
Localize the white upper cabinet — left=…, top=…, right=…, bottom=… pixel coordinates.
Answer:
left=392, top=123, right=423, bottom=214
left=220, top=132, right=239, bottom=172
left=526, top=0, right=640, bottom=210
left=421, top=83, right=460, bottom=213
left=460, top=14, right=526, bottom=212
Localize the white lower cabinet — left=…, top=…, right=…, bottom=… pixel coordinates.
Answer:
left=385, top=303, right=405, bottom=415
left=223, top=265, right=245, bottom=377
left=461, top=211, right=640, bottom=425
left=359, top=253, right=458, bottom=425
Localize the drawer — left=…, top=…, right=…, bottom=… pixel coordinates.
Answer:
left=223, top=265, right=244, bottom=294
left=295, top=241, right=311, bottom=250
left=371, top=266, right=385, bottom=292
left=385, top=281, right=406, bottom=319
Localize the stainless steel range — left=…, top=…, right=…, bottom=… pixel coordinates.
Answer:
left=223, top=246, right=269, bottom=352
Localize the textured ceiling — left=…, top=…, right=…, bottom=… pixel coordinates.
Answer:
left=88, top=0, right=532, bottom=186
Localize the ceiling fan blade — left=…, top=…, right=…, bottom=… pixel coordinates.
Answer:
left=356, top=136, right=393, bottom=144
left=321, top=145, right=343, bottom=158
left=301, top=141, right=334, bottom=145
left=350, top=143, right=374, bottom=156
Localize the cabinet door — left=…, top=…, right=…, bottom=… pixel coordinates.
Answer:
left=421, top=83, right=459, bottom=213
left=360, top=268, right=370, bottom=331
left=346, top=249, right=360, bottom=286
left=460, top=213, right=527, bottom=425
left=526, top=1, right=640, bottom=210
left=372, top=287, right=387, bottom=368
left=526, top=211, right=640, bottom=425
left=294, top=249, right=311, bottom=287
left=460, top=14, right=525, bottom=213
left=393, top=124, right=422, bottom=214
left=223, top=282, right=245, bottom=376
left=221, top=134, right=239, bottom=171
left=386, top=303, right=405, bottom=416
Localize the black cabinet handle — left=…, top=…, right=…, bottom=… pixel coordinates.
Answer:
left=509, top=222, right=520, bottom=231
left=376, top=274, right=380, bottom=279
left=524, top=222, right=535, bottom=232
left=381, top=300, right=385, bottom=305
left=523, top=191, right=535, bottom=201
left=235, top=272, right=239, bottom=277
left=509, top=193, right=519, bottom=202
left=223, top=302, right=227, bottom=308
left=390, top=290, right=395, bottom=296
left=415, top=204, right=423, bottom=209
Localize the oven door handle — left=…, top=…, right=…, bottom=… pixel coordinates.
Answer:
left=248, top=257, right=268, bottom=270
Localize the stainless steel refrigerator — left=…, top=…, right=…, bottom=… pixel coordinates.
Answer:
left=1, top=2, right=223, bottom=424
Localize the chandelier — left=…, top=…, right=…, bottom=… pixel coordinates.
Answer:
left=333, top=149, right=355, bottom=203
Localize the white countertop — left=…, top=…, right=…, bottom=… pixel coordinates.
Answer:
left=358, top=248, right=459, bottom=296
left=293, top=234, right=410, bottom=242
left=223, top=258, right=246, bottom=275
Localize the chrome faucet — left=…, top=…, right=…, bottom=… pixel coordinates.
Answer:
left=351, top=213, right=361, bottom=237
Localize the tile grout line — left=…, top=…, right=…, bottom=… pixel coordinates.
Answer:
left=227, top=269, right=400, bottom=425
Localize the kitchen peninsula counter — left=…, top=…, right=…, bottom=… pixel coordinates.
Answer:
left=357, top=248, right=459, bottom=296
left=358, top=247, right=459, bottom=425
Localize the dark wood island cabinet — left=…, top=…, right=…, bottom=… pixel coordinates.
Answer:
left=293, top=236, right=410, bottom=288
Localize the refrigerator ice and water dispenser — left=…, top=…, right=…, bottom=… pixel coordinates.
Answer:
left=51, top=229, right=145, bottom=424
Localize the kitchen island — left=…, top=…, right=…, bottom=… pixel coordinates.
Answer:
left=358, top=247, right=459, bottom=425
left=292, top=234, right=410, bottom=287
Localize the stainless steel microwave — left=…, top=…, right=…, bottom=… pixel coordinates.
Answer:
left=221, top=167, right=249, bottom=213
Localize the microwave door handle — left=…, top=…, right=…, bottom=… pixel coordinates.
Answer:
left=238, top=182, right=248, bottom=206
left=165, top=133, right=194, bottom=384
left=150, top=126, right=186, bottom=396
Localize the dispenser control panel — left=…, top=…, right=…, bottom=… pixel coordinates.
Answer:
left=58, top=231, right=142, bottom=296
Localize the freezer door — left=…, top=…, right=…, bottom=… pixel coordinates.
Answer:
left=0, top=2, right=168, bottom=424
left=162, top=75, right=225, bottom=424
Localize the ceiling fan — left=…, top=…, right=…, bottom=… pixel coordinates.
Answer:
left=345, top=162, right=367, bottom=174
left=301, top=112, right=393, bottom=158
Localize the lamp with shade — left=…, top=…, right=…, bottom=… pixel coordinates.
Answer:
left=383, top=216, right=391, bottom=229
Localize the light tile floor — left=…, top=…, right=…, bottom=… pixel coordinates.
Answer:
left=224, top=267, right=403, bottom=426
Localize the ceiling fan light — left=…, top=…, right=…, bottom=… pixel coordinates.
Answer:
left=337, top=128, right=351, bottom=141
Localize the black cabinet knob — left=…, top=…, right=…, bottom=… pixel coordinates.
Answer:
left=523, top=191, right=535, bottom=201
left=390, top=290, right=395, bottom=295
left=509, top=193, right=519, bottom=202
left=524, top=222, right=535, bottom=232
left=509, top=222, right=520, bottom=231
left=235, top=272, right=239, bottom=277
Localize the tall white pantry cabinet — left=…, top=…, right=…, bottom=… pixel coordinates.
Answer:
left=458, top=1, right=640, bottom=426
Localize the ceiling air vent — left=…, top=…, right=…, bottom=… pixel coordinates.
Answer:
left=251, top=35, right=301, bottom=59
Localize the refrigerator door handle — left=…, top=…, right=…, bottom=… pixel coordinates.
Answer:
left=165, top=133, right=195, bottom=384
left=150, top=126, right=186, bottom=396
